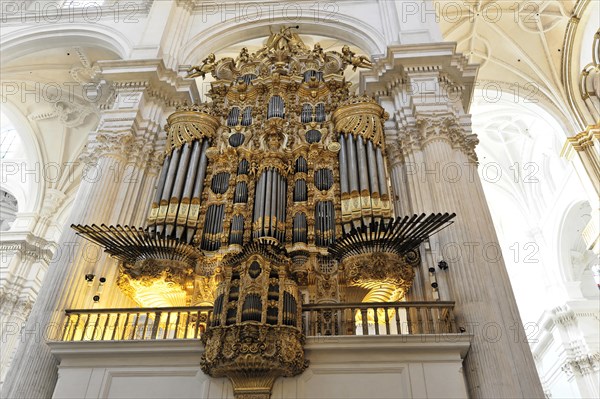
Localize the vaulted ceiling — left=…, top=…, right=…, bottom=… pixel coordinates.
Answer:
left=435, top=0, right=598, bottom=133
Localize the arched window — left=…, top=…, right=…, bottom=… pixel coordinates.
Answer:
left=0, top=190, right=18, bottom=231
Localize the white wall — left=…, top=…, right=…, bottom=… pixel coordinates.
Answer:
left=50, top=335, right=471, bottom=399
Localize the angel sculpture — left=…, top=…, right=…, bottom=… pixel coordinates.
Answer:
left=266, top=26, right=306, bottom=53
left=186, top=53, right=216, bottom=79
left=236, top=47, right=250, bottom=67
left=341, top=45, right=373, bottom=71
left=312, top=43, right=325, bottom=62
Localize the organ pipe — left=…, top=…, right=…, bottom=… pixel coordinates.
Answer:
left=345, top=134, right=359, bottom=193
left=338, top=137, right=349, bottom=195
left=155, top=147, right=181, bottom=235
left=176, top=140, right=202, bottom=238
left=166, top=144, right=192, bottom=236
left=148, top=153, right=170, bottom=230
left=186, top=139, right=210, bottom=240
left=366, top=140, right=379, bottom=195
left=376, top=147, right=388, bottom=197
left=356, top=136, right=370, bottom=195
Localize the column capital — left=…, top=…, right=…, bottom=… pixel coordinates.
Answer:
left=79, top=59, right=197, bottom=164
left=392, top=113, right=479, bottom=163
left=0, top=237, right=53, bottom=265
left=80, top=130, right=135, bottom=164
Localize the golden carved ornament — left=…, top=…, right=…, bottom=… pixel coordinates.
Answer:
left=201, top=324, right=307, bottom=399
left=226, top=80, right=259, bottom=104
left=297, top=79, right=330, bottom=100
left=342, top=252, right=415, bottom=292
left=165, top=109, right=220, bottom=155
left=332, top=96, right=388, bottom=148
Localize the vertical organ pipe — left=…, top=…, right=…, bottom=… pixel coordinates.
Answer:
left=279, top=174, right=286, bottom=241
left=241, top=107, right=252, bottom=126
left=151, top=154, right=170, bottom=215
left=270, top=170, right=278, bottom=236
left=253, top=172, right=265, bottom=237
left=176, top=140, right=202, bottom=239
left=275, top=173, right=281, bottom=239
left=356, top=136, right=370, bottom=194
left=271, top=170, right=281, bottom=239
left=366, top=140, right=379, bottom=195
left=156, top=147, right=181, bottom=235
left=148, top=153, right=171, bottom=235
left=345, top=134, right=359, bottom=193
left=166, top=143, right=192, bottom=236
left=376, top=147, right=388, bottom=196
left=263, top=169, right=273, bottom=237
left=338, top=136, right=349, bottom=195
left=187, top=139, right=210, bottom=240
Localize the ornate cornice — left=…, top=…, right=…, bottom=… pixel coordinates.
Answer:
left=552, top=306, right=577, bottom=326
left=0, top=237, right=54, bottom=264
left=561, top=352, right=600, bottom=376
left=564, top=123, right=600, bottom=152
left=0, top=291, right=33, bottom=317
left=361, top=42, right=478, bottom=113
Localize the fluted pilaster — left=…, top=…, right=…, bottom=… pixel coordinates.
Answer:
left=364, top=43, right=545, bottom=398
left=1, top=61, right=194, bottom=399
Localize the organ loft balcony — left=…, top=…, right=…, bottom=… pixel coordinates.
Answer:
left=48, top=28, right=472, bottom=399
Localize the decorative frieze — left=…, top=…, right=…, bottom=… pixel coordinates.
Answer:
left=0, top=240, right=54, bottom=264
left=562, top=352, right=600, bottom=376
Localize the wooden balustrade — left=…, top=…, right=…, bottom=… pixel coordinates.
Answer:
left=59, top=301, right=455, bottom=342
left=61, top=306, right=213, bottom=342
left=302, top=301, right=456, bottom=336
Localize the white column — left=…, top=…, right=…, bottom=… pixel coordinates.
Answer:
left=1, top=63, right=192, bottom=398
left=364, top=43, right=545, bottom=398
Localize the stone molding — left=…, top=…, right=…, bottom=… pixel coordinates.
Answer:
left=387, top=113, right=479, bottom=164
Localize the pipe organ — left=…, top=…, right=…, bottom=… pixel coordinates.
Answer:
left=72, top=27, right=455, bottom=399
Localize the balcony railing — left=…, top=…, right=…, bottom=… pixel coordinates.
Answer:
left=60, top=301, right=456, bottom=342
left=61, top=306, right=214, bottom=342
left=303, top=301, right=456, bottom=336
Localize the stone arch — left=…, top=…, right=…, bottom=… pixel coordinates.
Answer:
left=556, top=200, right=598, bottom=299
left=180, top=16, right=386, bottom=65
left=0, top=23, right=130, bottom=63
left=0, top=104, right=44, bottom=214
left=562, top=0, right=600, bottom=127
left=0, top=189, right=19, bottom=231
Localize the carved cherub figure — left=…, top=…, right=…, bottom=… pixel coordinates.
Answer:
left=312, top=43, right=325, bottom=61
left=186, top=53, right=216, bottom=79
left=249, top=161, right=259, bottom=177
left=236, top=47, right=250, bottom=67
left=285, top=162, right=294, bottom=175
left=341, top=45, right=373, bottom=71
